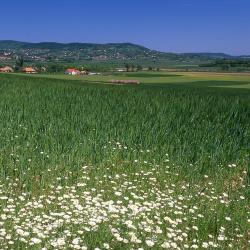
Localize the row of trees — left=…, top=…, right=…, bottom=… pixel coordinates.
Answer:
left=200, top=59, right=250, bottom=71
left=124, top=64, right=142, bottom=72
left=124, top=64, right=160, bottom=72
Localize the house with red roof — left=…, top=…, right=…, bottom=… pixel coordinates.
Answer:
left=22, top=67, right=37, bottom=74
left=65, top=68, right=81, bottom=75
left=0, top=66, right=14, bottom=73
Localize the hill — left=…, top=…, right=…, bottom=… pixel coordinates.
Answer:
left=0, top=40, right=248, bottom=66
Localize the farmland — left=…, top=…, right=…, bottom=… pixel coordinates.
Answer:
left=0, top=72, right=249, bottom=249
left=12, top=71, right=250, bottom=89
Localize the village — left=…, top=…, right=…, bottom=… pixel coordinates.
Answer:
left=0, top=65, right=140, bottom=84
left=0, top=66, right=37, bottom=74
left=0, top=65, right=101, bottom=75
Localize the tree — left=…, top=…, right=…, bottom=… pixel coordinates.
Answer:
left=136, top=65, right=143, bottom=71
left=124, top=63, right=130, bottom=72
left=15, top=55, right=24, bottom=68
left=221, top=65, right=229, bottom=71
left=148, top=66, right=153, bottom=71
left=47, top=64, right=66, bottom=73
left=131, top=64, right=135, bottom=72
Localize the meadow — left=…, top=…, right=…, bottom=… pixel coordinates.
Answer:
left=0, top=72, right=249, bottom=249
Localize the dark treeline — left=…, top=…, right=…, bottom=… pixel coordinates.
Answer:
left=124, top=63, right=160, bottom=72
left=200, top=59, right=250, bottom=70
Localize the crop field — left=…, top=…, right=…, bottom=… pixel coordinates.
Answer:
left=13, top=71, right=250, bottom=89
left=0, top=73, right=249, bottom=249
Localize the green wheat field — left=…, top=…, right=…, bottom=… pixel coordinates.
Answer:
left=0, top=72, right=249, bottom=249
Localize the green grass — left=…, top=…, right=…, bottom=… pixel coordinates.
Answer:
left=11, top=71, right=250, bottom=89
left=121, top=73, right=181, bottom=78
left=0, top=73, right=249, bottom=249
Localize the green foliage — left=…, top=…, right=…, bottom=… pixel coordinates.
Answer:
left=124, top=63, right=130, bottom=72
left=46, top=64, right=66, bottom=73
left=0, top=74, right=249, bottom=174
left=15, top=55, right=24, bottom=67
left=200, top=59, right=250, bottom=71
left=136, top=65, right=143, bottom=71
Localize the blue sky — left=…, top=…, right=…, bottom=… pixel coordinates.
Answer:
left=0, top=0, right=249, bottom=55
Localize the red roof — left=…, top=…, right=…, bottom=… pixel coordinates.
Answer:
left=23, top=67, right=37, bottom=72
left=66, top=68, right=80, bottom=73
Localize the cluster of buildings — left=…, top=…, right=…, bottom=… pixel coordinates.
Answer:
left=0, top=66, right=140, bottom=85
left=0, top=66, right=38, bottom=74
left=64, top=68, right=87, bottom=75
left=0, top=66, right=14, bottom=73
left=0, top=66, right=90, bottom=75
left=64, top=68, right=101, bottom=76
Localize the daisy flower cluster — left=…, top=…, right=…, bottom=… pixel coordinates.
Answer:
left=0, top=155, right=248, bottom=249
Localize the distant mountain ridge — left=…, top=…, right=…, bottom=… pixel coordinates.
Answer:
left=0, top=40, right=248, bottom=64
left=0, top=40, right=149, bottom=51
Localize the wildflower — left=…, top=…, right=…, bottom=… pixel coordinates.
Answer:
left=72, top=238, right=80, bottom=245
left=145, top=240, right=154, bottom=247
left=202, top=242, right=209, bottom=248
left=161, top=242, right=170, bottom=248
left=31, top=238, right=42, bottom=244
left=170, top=242, right=178, bottom=248
left=191, top=245, right=199, bottom=249
left=218, top=235, right=225, bottom=241
left=103, top=243, right=110, bottom=249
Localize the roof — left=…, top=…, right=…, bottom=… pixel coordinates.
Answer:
left=0, top=66, right=14, bottom=72
left=23, top=67, right=36, bottom=72
left=65, top=68, right=80, bottom=73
